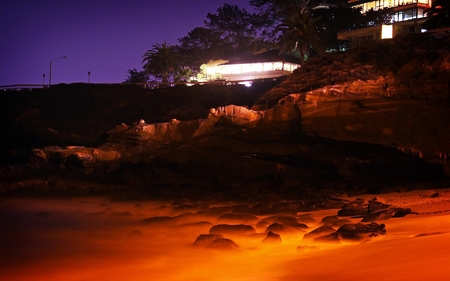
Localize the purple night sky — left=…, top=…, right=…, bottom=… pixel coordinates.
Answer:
left=1, top=0, right=254, bottom=85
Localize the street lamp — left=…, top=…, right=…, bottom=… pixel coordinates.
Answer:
left=49, top=56, right=67, bottom=86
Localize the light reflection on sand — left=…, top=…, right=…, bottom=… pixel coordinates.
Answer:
left=1, top=197, right=449, bottom=281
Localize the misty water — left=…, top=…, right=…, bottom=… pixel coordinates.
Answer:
left=1, top=196, right=450, bottom=280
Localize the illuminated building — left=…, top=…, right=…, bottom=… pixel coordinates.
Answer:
left=337, top=0, right=433, bottom=47
left=208, top=50, right=301, bottom=82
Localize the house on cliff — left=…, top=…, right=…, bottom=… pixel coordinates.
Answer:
left=208, top=50, right=301, bottom=82
left=338, top=0, right=434, bottom=48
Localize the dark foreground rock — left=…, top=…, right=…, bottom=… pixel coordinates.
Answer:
left=315, top=222, right=386, bottom=243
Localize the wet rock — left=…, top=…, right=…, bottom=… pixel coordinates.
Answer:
left=430, top=192, right=440, bottom=198
left=362, top=207, right=413, bottom=222
left=196, top=206, right=233, bottom=217
left=337, top=198, right=368, bottom=217
left=296, top=214, right=318, bottom=223
left=209, top=224, right=256, bottom=236
left=206, top=238, right=240, bottom=250
left=314, top=222, right=386, bottom=242
left=271, top=200, right=309, bottom=213
left=265, top=223, right=293, bottom=234
left=172, top=204, right=201, bottom=214
left=361, top=199, right=413, bottom=222
left=321, top=215, right=351, bottom=227
left=141, top=216, right=175, bottom=224
left=193, top=234, right=224, bottom=247
left=314, top=232, right=341, bottom=243
left=262, top=231, right=282, bottom=244
left=217, top=213, right=259, bottom=223
left=303, top=225, right=336, bottom=240
left=256, top=220, right=269, bottom=232
left=141, top=212, right=196, bottom=225
left=251, top=202, right=271, bottom=214
left=109, top=211, right=133, bottom=217
left=337, top=222, right=386, bottom=240
left=127, top=230, right=144, bottom=238
left=231, top=204, right=254, bottom=214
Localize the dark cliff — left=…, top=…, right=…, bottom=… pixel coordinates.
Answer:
left=1, top=32, right=449, bottom=201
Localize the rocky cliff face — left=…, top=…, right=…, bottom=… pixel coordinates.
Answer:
left=1, top=33, right=449, bottom=200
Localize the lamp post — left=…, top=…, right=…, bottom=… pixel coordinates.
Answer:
left=88, top=71, right=90, bottom=83
left=49, top=56, right=67, bottom=86
left=42, top=74, right=45, bottom=88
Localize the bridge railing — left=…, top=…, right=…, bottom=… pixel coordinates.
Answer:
left=0, top=84, right=48, bottom=91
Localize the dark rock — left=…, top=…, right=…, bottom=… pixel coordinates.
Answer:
left=127, top=230, right=144, bottom=238
left=141, top=212, right=196, bottom=225
left=336, top=222, right=386, bottom=240
left=314, top=232, right=341, bottom=243
left=172, top=204, right=201, bottom=214
left=196, top=206, right=233, bottom=217
left=141, top=216, right=175, bottom=224
left=337, top=198, right=367, bottom=217
left=256, top=220, right=269, bottom=232
left=321, top=215, right=352, bottom=227
left=209, top=224, right=256, bottom=236
left=36, top=211, right=51, bottom=217
left=430, top=192, right=440, bottom=198
left=109, top=211, right=133, bottom=217
left=265, top=223, right=293, bottom=234
left=231, top=204, right=254, bottom=214
left=321, top=215, right=340, bottom=224
left=303, top=225, right=336, bottom=240
left=251, top=202, right=271, bottom=214
left=296, top=214, right=317, bottom=223
left=206, top=238, right=240, bottom=250
left=262, top=231, right=282, bottom=244
left=217, top=213, right=259, bottom=223
left=271, top=200, right=309, bottom=213
left=362, top=207, right=413, bottom=222
left=361, top=199, right=413, bottom=222
left=193, top=234, right=224, bottom=247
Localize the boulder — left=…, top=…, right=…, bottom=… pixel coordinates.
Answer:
left=206, top=238, right=240, bottom=250
left=303, top=225, right=336, bottom=240
left=337, top=198, right=367, bottom=217
left=217, top=213, right=259, bottom=223
left=262, top=231, right=282, bottom=244
left=193, top=234, right=224, bottom=247
left=337, top=222, right=386, bottom=241
left=361, top=198, right=414, bottom=222
left=209, top=224, right=256, bottom=236
left=265, top=223, right=294, bottom=234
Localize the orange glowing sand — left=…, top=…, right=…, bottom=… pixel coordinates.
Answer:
left=1, top=188, right=450, bottom=281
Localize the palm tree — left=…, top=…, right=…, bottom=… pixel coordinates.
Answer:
left=276, top=10, right=326, bottom=64
left=142, top=42, right=183, bottom=83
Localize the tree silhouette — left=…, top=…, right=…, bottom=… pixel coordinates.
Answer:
left=142, top=42, right=183, bottom=83
left=277, top=10, right=326, bottom=63
left=124, top=68, right=150, bottom=83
